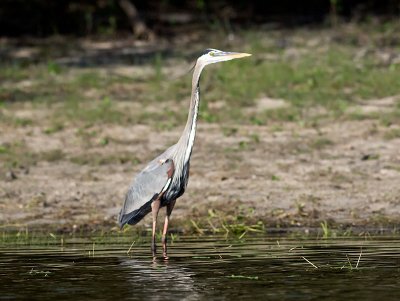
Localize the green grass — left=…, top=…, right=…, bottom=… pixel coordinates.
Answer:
left=0, top=142, right=37, bottom=169
left=1, top=24, right=400, bottom=130
left=255, top=106, right=302, bottom=124
left=144, top=42, right=400, bottom=125
left=43, top=122, right=64, bottom=134
left=210, top=47, right=396, bottom=107
left=39, top=149, right=65, bottom=162
left=379, top=109, right=400, bottom=126
left=310, top=137, right=334, bottom=150
left=384, top=128, right=400, bottom=139
left=0, top=142, right=67, bottom=170
left=70, top=152, right=141, bottom=166
left=62, top=96, right=124, bottom=124
left=0, top=63, right=33, bottom=82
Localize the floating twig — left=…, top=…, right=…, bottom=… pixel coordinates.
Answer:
left=127, top=240, right=136, bottom=255
left=239, top=231, right=247, bottom=240
left=207, top=219, right=218, bottom=233
left=227, top=275, right=259, bottom=280
left=355, top=247, right=362, bottom=269
left=221, top=223, right=229, bottom=235
left=190, top=220, right=204, bottom=235
left=346, top=254, right=353, bottom=270
left=302, top=256, right=318, bottom=269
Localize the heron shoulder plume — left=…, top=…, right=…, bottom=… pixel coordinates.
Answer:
left=118, top=48, right=251, bottom=257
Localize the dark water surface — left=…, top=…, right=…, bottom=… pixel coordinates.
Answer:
left=1, top=236, right=399, bottom=300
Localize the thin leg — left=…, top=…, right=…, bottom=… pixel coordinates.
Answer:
left=161, top=216, right=169, bottom=258
left=151, top=199, right=161, bottom=257
left=162, top=199, right=176, bottom=258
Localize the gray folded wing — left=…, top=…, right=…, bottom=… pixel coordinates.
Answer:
left=118, top=158, right=174, bottom=227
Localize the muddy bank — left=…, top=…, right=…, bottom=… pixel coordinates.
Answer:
left=1, top=115, right=399, bottom=233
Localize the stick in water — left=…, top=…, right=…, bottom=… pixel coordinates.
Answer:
left=302, top=256, right=318, bottom=269
left=355, top=247, right=362, bottom=269
left=127, top=240, right=136, bottom=255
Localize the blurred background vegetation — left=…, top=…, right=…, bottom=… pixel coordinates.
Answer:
left=0, top=0, right=399, bottom=37
left=1, top=0, right=400, bottom=124
left=1, top=0, right=400, bottom=141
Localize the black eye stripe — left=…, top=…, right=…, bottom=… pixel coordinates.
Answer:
left=200, top=49, right=212, bottom=56
left=201, top=48, right=219, bottom=57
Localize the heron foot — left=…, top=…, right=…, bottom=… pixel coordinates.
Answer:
left=162, top=235, right=168, bottom=258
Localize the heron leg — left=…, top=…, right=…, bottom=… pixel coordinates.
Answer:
left=151, top=199, right=161, bottom=256
left=162, top=199, right=176, bottom=258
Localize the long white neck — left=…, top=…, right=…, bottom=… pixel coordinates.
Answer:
left=173, top=61, right=205, bottom=168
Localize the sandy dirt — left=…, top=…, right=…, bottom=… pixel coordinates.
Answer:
left=1, top=98, right=400, bottom=232
left=1, top=33, right=400, bottom=233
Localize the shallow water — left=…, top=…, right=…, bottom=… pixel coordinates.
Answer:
left=1, top=236, right=400, bottom=300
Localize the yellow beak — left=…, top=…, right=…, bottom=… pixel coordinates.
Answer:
left=224, top=52, right=252, bottom=59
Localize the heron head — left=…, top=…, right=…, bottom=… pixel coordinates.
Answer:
left=197, top=48, right=251, bottom=66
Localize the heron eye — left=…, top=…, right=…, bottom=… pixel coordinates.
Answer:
left=209, top=51, right=216, bottom=57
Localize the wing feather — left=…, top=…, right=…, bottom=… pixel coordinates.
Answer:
left=118, top=158, right=174, bottom=227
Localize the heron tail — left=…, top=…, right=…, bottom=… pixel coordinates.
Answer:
left=118, top=204, right=152, bottom=229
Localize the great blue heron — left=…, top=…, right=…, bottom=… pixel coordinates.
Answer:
left=118, top=49, right=251, bottom=257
